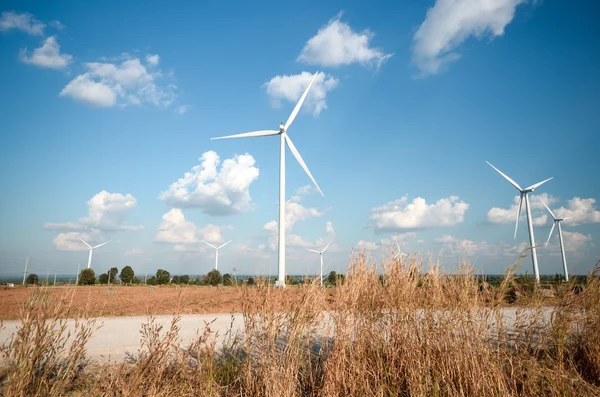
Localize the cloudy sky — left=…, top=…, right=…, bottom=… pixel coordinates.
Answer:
left=1, top=1, right=599, bottom=278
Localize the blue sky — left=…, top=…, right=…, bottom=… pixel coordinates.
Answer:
left=1, top=0, right=599, bottom=279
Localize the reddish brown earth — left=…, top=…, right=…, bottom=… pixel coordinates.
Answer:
left=0, top=285, right=275, bottom=320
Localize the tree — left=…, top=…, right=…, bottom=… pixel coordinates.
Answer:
left=147, top=276, right=157, bottom=285
left=180, top=275, right=190, bottom=284
left=156, top=269, right=170, bottom=285
left=120, top=266, right=135, bottom=284
left=98, top=273, right=109, bottom=284
left=79, top=269, right=96, bottom=285
left=247, top=277, right=255, bottom=286
left=132, top=276, right=141, bottom=285
left=222, top=273, right=233, bottom=286
left=26, top=274, right=38, bottom=285
left=171, top=275, right=181, bottom=284
left=108, top=267, right=118, bottom=283
left=206, top=269, right=222, bottom=286
left=327, top=271, right=338, bottom=286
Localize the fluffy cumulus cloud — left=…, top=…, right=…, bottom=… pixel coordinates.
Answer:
left=155, top=209, right=199, bottom=244
left=298, top=13, right=392, bottom=68
left=560, top=231, right=594, bottom=252
left=159, top=151, right=260, bottom=216
left=369, top=195, right=469, bottom=232
left=19, top=36, right=72, bottom=69
left=487, top=193, right=555, bottom=226
left=412, top=0, right=526, bottom=76
left=326, top=221, right=335, bottom=237
left=355, top=232, right=417, bottom=253
left=52, top=230, right=106, bottom=252
left=356, top=240, right=379, bottom=251
left=60, top=54, right=178, bottom=108
left=0, top=11, right=46, bottom=35
left=264, top=71, right=339, bottom=116
left=554, top=197, right=600, bottom=226
left=45, top=191, right=142, bottom=232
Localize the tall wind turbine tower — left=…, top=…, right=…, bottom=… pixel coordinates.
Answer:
left=211, top=72, right=324, bottom=287
left=539, top=197, right=571, bottom=282
left=394, top=240, right=408, bottom=261
left=201, top=240, right=232, bottom=271
left=79, top=238, right=110, bottom=269
left=306, top=242, right=331, bottom=286
left=486, top=162, right=552, bottom=283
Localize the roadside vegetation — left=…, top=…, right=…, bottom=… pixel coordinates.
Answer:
left=1, top=251, right=599, bottom=396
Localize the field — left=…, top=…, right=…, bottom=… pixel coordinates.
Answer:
left=1, top=253, right=600, bottom=396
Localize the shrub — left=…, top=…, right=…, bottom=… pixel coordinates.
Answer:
left=132, top=276, right=141, bottom=285
left=223, top=273, right=233, bottom=286
left=108, top=267, right=118, bottom=283
left=180, top=275, right=190, bottom=284
left=120, top=266, right=134, bottom=284
left=327, top=271, right=337, bottom=286
left=156, top=269, right=170, bottom=285
left=206, top=269, right=222, bottom=286
left=247, top=277, right=255, bottom=286
left=78, top=269, right=96, bottom=285
left=172, top=276, right=181, bottom=284
left=26, top=274, right=38, bottom=285
left=146, top=276, right=157, bottom=285
left=98, top=273, right=109, bottom=284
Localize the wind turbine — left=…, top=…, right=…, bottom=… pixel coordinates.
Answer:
left=306, top=242, right=331, bottom=286
left=201, top=240, right=232, bottom=271
left=79, top=238, right=110, bottom=269
left=394, top=240, right=408, bottom=261
left=211, top=72, right=324, bottom=287
left=486, top=161, right=552, bottom=283
left=539, top=197, right=571, bottom=282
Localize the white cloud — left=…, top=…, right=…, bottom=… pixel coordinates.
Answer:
left=412, top=0, right=526, bottom=76
left=52, top=230, right=105, bottom=252
left=159, top=151, right=260, bottom=216
left=175, top=104, right=191, bottom=114
left=60, top=73, right=119, bottom=107
left=434, top=234, right=496, bottom=257
left=561, top=231, right=593, bottom=252
left=61, top=54, right=177, bottom=108
left=20, top=36, right=72, bottom=69
left=356, top=240, right=379, bottom=251
left=199, top=224, right=227, bottom=243
left=298, top=13, right=392, bottom=68
left=0, top=11, right=45, bottom=35
left=326, top=221, right=335, bottom=237
left=370, top=195, right=469, bottom=232
left=146, top=54, right=159, bottom=66
left=554, top=197, right=600, bottom=226
left=49, top=20, right=65, bottom=30
left=264, top=71, right=339, bottom=116
left=124, top=248, right=143, bottom=256
left=155, top=209, right=199, bottom=244
left=45, top=191, right=142, bottom=233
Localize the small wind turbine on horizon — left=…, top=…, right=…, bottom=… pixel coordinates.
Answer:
left=539, top=197, right=571, bottom=282
left=306, top=242, right=331, bottom=287
left=201, top=240, right=232, bottom=271
left=79, top=238, right=110, bottom=269
left=486, top=161, right=553, bottom=283
left=211, top=72, right=324, bottom=288
left=394, top=240, right=408, bottom=261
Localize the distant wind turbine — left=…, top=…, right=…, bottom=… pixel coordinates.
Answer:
left=211, top=72, right=324, bottom=287
left=202, top=240, right=232, bottom=271
left=539, top=197, right=571, bottom=282
left=79, top=238, right=110, bottom=269
left=394, top=240, right=408, bottom=260
left=486, top=161, right=552, bottom=283
left=306, top=243, right=331, bottom=286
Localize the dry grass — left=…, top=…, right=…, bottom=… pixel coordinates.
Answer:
left=1, top=252, right=600, bottom=396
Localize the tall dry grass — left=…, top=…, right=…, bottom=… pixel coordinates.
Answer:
left=1, top=252, right=600, bottom=396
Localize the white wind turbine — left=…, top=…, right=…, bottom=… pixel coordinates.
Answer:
left=306, top=242, right=331, bottom=287
left=79, top=238, right=111, bottom=269
left=201, top=240, right=232, bottom=271
left=394, top=240, right=408, bottom=261
left=538, top=197, right=571, bottom=282
left=211, top=72, right=324, bottom=287
left=486, top=161, right=553, bottom=283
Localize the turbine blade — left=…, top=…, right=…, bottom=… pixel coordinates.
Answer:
left=92, top=240, right=111, bottom=249
left=306, top=249, right=320, bottom=253
left=218, top=240, right=232, bottom=249
left=285, top=72, right=318, bottom=131
left=321, top=242, right=331, bottom=253
left=396, top=240, right=401, bottom=251
left=514, top=194, right=523, bottom=239
left=526, top=177, right=553, bottom=191
left=284, top=133, right=324, bottom=196
left=201, top=240, right=217, bottom=249
left=538, top=196, right=557, bottom=220
left=401, top=252, right=408, bottom=257
left=78, top=238, right=92, bottom=249
left=546, top=222, right=556, bottom=248
left=562, top=217, right=571, bottom=220
left=211, top=130, right=279, bottom=140
left=486, top=161, right=523, bottom=191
